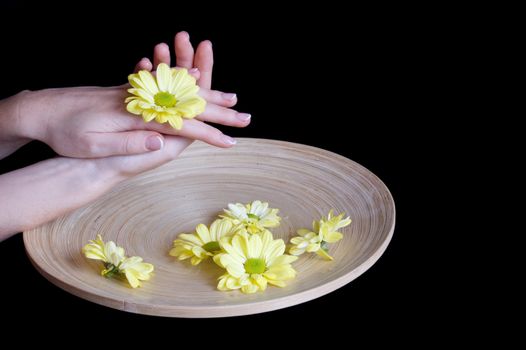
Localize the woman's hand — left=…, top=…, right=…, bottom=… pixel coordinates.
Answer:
left=0, top=32, right=253, bottom=241
left=2, top=32, right=250, bottom=159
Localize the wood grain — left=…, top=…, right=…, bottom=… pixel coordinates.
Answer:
left=23, top=138, right=395, bottom=317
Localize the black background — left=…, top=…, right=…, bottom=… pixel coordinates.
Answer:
left=0, top=1, right=429, bottom=338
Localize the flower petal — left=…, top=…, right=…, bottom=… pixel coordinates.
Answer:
left=190, top=256, right=203, bottom=265
left=248, top=233, right=263, bottom=258
left=177, top=233, right=203, bottom=246
left=126, top=100, right=143, bottom=115
left=195, top=224, right=211, bottom=243
left=323, top=231, right=343, bottom=243
left=156, top=63, right=172, bottom=92
left=167, top=115, right=183, bottom=129
left=138, top=70, right=159, bottom=95
left=128, top=88, right=154, bottom=103
left=142, top=110, right=157, bottom=122
left=315, top=248, right=334, bottom=261
left=220, top=255, right=245, bottom=278
left=128, top=75, right=147, bottom=90
left=269, top=254, right=298, bottom=267
left=169, top=68, right=194, bottom=94
left=241, top=282, right=259, bottom=294
left=289, top=246, right=305, bottom=256
left=252, top=274, right=268, bottom=291
left=125, top=270, right=140, bottom=288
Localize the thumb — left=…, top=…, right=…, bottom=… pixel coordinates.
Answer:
left=92, top=131, right=164, bottom=157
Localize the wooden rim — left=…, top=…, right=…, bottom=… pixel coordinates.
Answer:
left=24, top=138, right=395, bottom=318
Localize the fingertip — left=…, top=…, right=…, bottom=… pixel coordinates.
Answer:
left=176, top=31, right=190, bottom=40
left=154, top=43, right=171, bottom=67
left=142, top=58, right=153, bottom=70
left=236, top=113, right=251, bottom=124
left=220, top=134, right=237, bottom=147
left=221, top=93, right=237, bottom=105
left=198, top=40, right=213, bottom=51
left=155, top=42, right=170, bottom=52
left=134, top=57, right=152, bottom=72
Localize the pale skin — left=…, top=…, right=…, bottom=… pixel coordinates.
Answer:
left=0, top=32, right=248, bottom=241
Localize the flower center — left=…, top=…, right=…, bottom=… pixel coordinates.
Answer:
left=244, top=258, right=266, bottom=274
left=247, top=213, right=259, bottom=220
left=202, top=241, right=220, bottom=253
left=102, top=263, right=120, bottom=278
left=154, top=92, right=177, bottom=107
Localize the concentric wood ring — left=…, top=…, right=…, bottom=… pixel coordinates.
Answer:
left=24, top=138, right=395, bottom=317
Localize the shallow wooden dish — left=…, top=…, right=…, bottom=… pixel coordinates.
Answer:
left=24, top=138, right=395, bottom=317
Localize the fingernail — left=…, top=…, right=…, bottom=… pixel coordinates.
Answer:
left=146, top=135, right=163, bottom=151
left=221, top=134, right=237, bottom=145
left=189, top=68, right=199, bottom=73
left=236, top=113, right=251, bottom=122
left=222, top=93, right=237, bottom=100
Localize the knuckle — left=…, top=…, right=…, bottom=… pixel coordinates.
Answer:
left=123, top=133, right=136, bottom=154
left=79, top=134, right=99, bottom=155
left=225, top=109, right=239, bottom=122
left=208, top=129, right=224, bottom=143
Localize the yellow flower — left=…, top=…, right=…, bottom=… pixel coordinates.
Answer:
left=289, top=210, right=351, bottom=260
left=289, top=229, right=323, bottom=256
left=221, top=200, right=281, bottom=234
left=213, top=230, right=298, bottom=293
left=170, top=219, right=238, bottom=265
left=82, top=235, right=154, bottom=288
left=82, top=234, right=125, bottom=269
left=119, top=256, right=154, bottom=288
left=320, top=210, right=352, bottom=243
left=125, top=63, right=206, bottom=130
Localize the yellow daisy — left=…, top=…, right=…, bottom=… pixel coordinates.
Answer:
left=169, top=219, right=238, bottom=265
left=82, top=234, right=126, bottom=276
left=82, top=235, right=154, bottom=288
left=221, top=200, right=281, bottom=234
left=320, top=210, right=352, bottom=242
left=289, top=210, right=351, bottom=260
left=125, top=63, right=206, bottom=130
left=213, top=230, right=298, bottom=293
left=289, top=229, right=323, bottom=257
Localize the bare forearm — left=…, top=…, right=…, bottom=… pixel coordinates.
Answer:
left=0, top=135, right=191, bottom=241
left=0, top=157, right=118, bottom=240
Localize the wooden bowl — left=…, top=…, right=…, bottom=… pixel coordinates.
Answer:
left=24, top=138, right=395, bottom=317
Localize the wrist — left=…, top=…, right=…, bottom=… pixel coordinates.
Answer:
left=14, top=89, right=50, bottom=141
left=0, top=90, right=34, bottom=157
left=1, top=90, right=41, bottom=139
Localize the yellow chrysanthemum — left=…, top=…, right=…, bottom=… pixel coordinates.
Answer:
left=82, top=234, right=125, bottom=271
left=169, top=219, right=238, bottom=265
left=289, top=210, right=351, bottom=260
left=125, top=63, right=206, bottom=130
left=82, top=235, right=154, bottom=288
left=221, top=200, right=281, bottom=234
left=119, top=256, right=154, bottom=288
left=213, top=230, right=298, bottom=294
left=289, top=229, right=323, bottom=256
